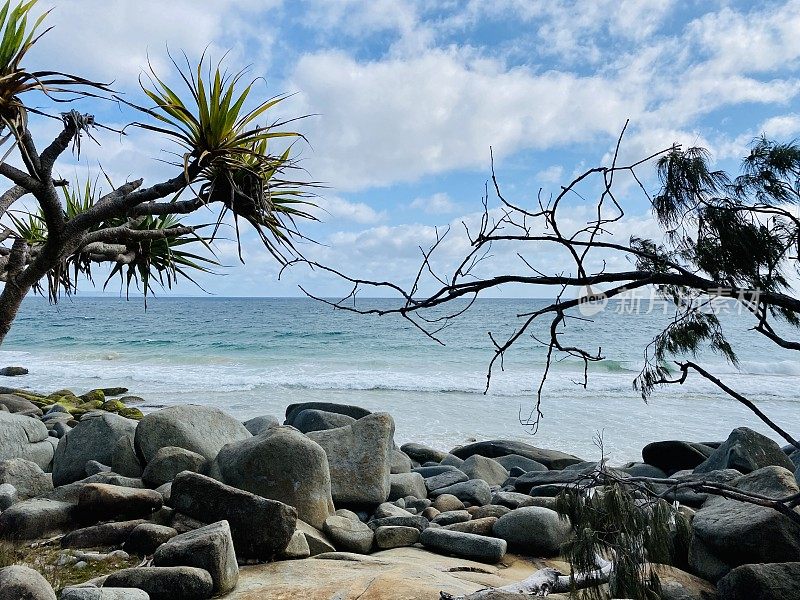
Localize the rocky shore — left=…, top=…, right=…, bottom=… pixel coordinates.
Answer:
left=0, top=387, right=797, bottom=599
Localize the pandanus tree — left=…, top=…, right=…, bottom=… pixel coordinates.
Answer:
left=0, top=0, right=315, bottom=343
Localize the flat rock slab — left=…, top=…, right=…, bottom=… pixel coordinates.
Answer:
left=228, top=547, right=549, bottom=600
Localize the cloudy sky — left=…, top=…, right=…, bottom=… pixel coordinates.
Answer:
left=17, top=0, right=800, bottom=297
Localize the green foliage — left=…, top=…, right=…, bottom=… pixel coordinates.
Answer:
left=126, top=53, right=317, bottom=261
left=556, top=482, right=689, bottom=600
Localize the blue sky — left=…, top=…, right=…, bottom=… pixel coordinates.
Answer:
left=15, top=0, right=800, bottom=298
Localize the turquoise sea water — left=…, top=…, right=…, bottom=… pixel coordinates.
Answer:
left=1, top=296, right=798, bottom=462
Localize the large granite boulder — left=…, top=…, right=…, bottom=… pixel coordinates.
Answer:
left=293, top=409, right=356, bottom=433
left=689, top=466, right=800, bottom=582
left=103, top=566, right=213, bottom=600
left=0, top=498, right=78, bottom=540
left=0, top=564, right=56, bottom=600
left=449, top=440, right=583, bottom=469
left=142, top=446, right=206, bottom=488
left=419, top=528, right=506, bottom=563
left=170, top=471, right=296, bottom=560
left=61, top=518, right=147, bottom=549
left=389, top=473, right=427, bottom=501
left=642, top=440, right=715, bottom=475
left=284, top=402, right=370, bottom=426
left=0, top=394, right=39, bottom=414
left=492, top=507, right=572, bottom=556
left=429, top=479, right=492, bottom=506
left=52, top=413, right=137, bottom=486
left=0, top=412, right=53, bottom=470
left=460, top=455, right=508, bottom=486
left=111, top=436, right=144, bottom=478
left=77, top=483, right=163, bottom=521
left=243, top=415, right=279, bottom=436
left=0, top=458, right=52, bottom=500
left=717, top=562, right=800, bottom=600
left=211, top=426, right=334, bottom=529
left=154, top=520, right=238, bottom=596
left=307, top=413, right=394, bottom=506
left=322, top=515, right=374, bottom=554
left=400, top=443, right=448, bottom=464
left=694, top=427, right=795, bottom=474
left=134, top=405, right=251, bottom=463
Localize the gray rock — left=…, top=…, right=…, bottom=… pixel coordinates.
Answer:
left=374, top=525, right=419, bottom=549
left=0, top=412, right=53, bottom=470
left=491, top=491, right=535, bottom=509
left=296, top=520, right=336, bottom=556
left=425, top=469, right=468, bottom=492
left=0, top=458, right=52, bottom=499
left=642, top=440, right=716, bottom=475
left=0, top=498, right=78, bottom=540
left=622, top=462, right=668, bottom=479
left=444, top=516, right=497, bottom=536
left=322, top=515, right=374, bottom=554
left=111, top=436, right=143, bottom=478
left=84, top=460, right=111, bottom=476
left=432, top=494, right=465, bottom=513
left=694, top=427, right=796, bottom=474
left=103, top=566, right=213, bottom=600
left=493, top=506, right=571, bottom=555
left=154, top=520, right=237, bottom=596
left=307, top=413, right=394, bottom=506
left=77, top=484, right=163, bottom=520
left=169, top=471, right=297, bottom=560
left=716, top=562, right=800, bottom=600
left=46, top=473, right=145, bottom=504
left=367, top=515, right=429, bottom=532
left=134, top=405, right=251, bottom=464
left=335, top=508, right=362, bottom=521
left=432, top=510, right=471, bottom=526
left=280, top=529, right=311, bottom=559
left=61, top=519, right=147, bottom=549
left=242, top=415, right=279, bottom=436
left=493, top=454, right=547, bottom=473
left=373, top=502, right=411, bottom=519
left=390, top=449, right=412, bottom=474
left=388, top=473, right=427, bottom=501
left=469, top=505, right=511, bottom=519
left=419, top=528, right=506, bottom=563
left=450, top=440, right=583, bottom=470
left=284, top=402, right=370, bottom=426
left=52, top=422, right=71, bottom=439
left=124, top=523, right=178, bottom=555
left=690, top=466, right=800, bottom=582
left=414, top=465, right=460, bottom=478
left=52, top=413, right=137, bottom=486
left=142, top=446, right=205, bottom=488
left=439, top=454, right=465, bottom=468
left=400, top=443, right=448, bottom=464
left=293, top=409, right=356, bottom=433
left=60, top=587, right=150, bottom=600
left=513, top=469, right=591, bottom=493
left=0, top=564, right=56, bottom=600
left=460, top=455, right=508, bottom=486
left=0, top=393, right=37, bottom=413
left=0, top=367, right=28, bottom=376
left=0, top=483, right=17, bottom=510
left=211, top=425, right=334, bottom=529
left=429, top=479, right=492, bottom=506
left=660, top=469, right=741, bottom=507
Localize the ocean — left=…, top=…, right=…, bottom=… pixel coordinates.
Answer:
left=1, top=296, right=798, bottom=463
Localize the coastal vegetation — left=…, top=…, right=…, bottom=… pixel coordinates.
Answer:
left=0, top=0, right=315, bottom=344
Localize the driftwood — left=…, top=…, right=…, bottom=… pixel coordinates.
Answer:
left=441, top=555, right=611, bottom=599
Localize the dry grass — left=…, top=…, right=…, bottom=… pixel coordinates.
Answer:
left=0, top=539, right=140, bottom=592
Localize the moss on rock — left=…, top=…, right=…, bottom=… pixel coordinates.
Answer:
left=101, top=399, right=126, bottom=413
left=118, top=407, right=144, bottom=420
left=79, top=389, right=105, bottom=403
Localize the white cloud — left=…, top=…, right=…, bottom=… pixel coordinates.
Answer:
left=535, top=166, right=564, bottom=184
left=290, top=49, right=638, bottom=191
left=409, top=192, right=459, bottom=215
left=316, top=196, right=385, bottom=224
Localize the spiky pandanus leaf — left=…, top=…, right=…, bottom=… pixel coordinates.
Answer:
left=124, top=53, right=316, bottom=261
